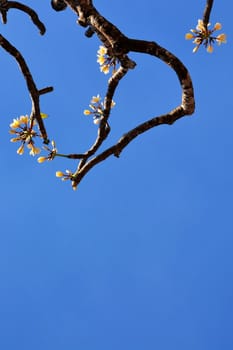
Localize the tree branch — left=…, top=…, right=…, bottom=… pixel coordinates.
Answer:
left=0, top=1, right=46, bottom=34
left=61, top=1, right=195, bottom=187
left=1, top=0, right=218, bottom=189
left=72, top=42, right=194, bottom=186
left=0, top=34, right=52, bottom=143
left=203, top=0, right=214, bottom=28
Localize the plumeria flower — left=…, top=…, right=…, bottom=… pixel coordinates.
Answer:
left=185, top=19, right=227, bottom=53
left=9, top=115, right=42, bottom=156
left=37, top=140, right=58, bottom=163
left=84, top=94, right=115, bottom=125
left=56, top=169, right=77, bottom=190
left=91, top=94, right=101, bottom=104
left=56, top=169, right=73, bottom=180
left=97, top=45, right=119, bottom=74
left=27, top=143, right=41, bottom=156
left=17, top=144, right=25, bottom=155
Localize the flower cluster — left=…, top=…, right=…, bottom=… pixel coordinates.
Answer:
left=56, top=169, right=77, bottom=190
left=10, top=115, right=41, bottom=156
left=97, top=45, right=119, bottom=74
left=37, top=140, right=57, bottom=163
left=83, top=94, right=115, bottom=124
left=185, top=20, right=227, bottom=53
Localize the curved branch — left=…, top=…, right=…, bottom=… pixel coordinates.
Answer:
left=0, top=34, right=52, bottom=143
left=126, top=39, right=194, bottom=115
left=77, top=65, right=129, bottom=170
left=72, top=49, right=194, bottom=186
left=73, top=108, right=186, bottom=185
left=0, top=0, right=217, bottom=190
left=61, top=0, right=195, bottom=187
left=0, top=1, right=46, bottom=34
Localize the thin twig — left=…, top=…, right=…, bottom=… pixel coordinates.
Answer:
left=203, top=0, right=214, bottom=28
left=0, top=34, right=51, bottom=143
left=3, top=1, right=46, bottom=34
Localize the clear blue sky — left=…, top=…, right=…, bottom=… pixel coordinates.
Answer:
left=0, top=1, right=233, bottom=349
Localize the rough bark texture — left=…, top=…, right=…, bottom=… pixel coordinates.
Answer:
left=0, top=0, right=216, bottom=189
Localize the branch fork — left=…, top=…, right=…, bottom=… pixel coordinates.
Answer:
left=1, top=0, right=217, bottom=189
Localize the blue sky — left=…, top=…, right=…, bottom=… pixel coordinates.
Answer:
left=0, top=1, right=233, bottom=349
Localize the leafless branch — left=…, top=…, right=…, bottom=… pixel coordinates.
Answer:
left=72, top=40, right=194, bottom=186
left=60, top=0, right=195, bottom=187
left=0, top=34, right=52, bottom=143
left=203, top=0, right=214, bottom=28
left=0, top=0, right=217, bottom=188
left=0, top=1, right=46, bottom=34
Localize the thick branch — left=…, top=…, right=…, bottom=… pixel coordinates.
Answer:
left=72, top=46, right=194, bottom=185
left=1, top=0, right=217, bottom=189
left=59, top=0, right=195, bottom=187
left=126, top=39, right=194, bottom=115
